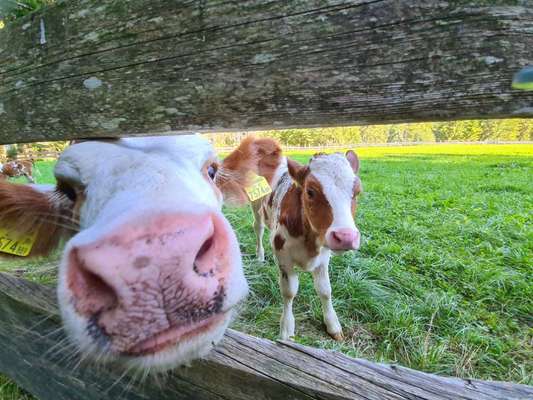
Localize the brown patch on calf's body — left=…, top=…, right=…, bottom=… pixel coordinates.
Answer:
left=302, top=174, right=333, bottom=238
left=273, top=164, right=334, bottom=259
left=276, top=178, right=323, bottom=259
left=273, top=234, right=285, bottom=251
left=279, top=184, right=304, bottom=238
left=303, top=225, right=320, bottom=259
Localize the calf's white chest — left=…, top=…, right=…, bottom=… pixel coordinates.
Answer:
left=271, top=225, right=330, bottom=272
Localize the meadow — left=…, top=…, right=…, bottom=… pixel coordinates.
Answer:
left=1, top=143, right=532, bottom=398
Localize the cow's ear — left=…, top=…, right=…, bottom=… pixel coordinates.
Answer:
left=287, top=159, right=309, bottom=186
left=0, top=182, right=76, bottom=257
left=345, top=150, right=360, bottom=173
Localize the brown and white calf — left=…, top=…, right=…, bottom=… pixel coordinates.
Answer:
left=0, top=135, right=250, bottom=371
left=221, top=137, right=362, bottom=341
left=0, top=160, right=35, bottom=183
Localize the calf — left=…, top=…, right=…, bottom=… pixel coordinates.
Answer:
left=0, top=160, right=35, bottom=183
left=221, top=138, right=362, bottom=341
left=0, top=135, right=250, bottom=371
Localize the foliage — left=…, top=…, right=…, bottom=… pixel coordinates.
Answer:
left=0, top=0, right=54, bottom=21
left=25, top=141, right=68, bottom=154
left=5, top=145, right=18, bottom=160
left=1, top=142, right=68, bottom=161
left=207, top=119, right=533, bottom=147
left=0, top=144, right=531, bottom=398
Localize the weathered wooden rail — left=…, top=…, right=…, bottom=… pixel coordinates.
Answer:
left=0, top=0, right=532, bottom=144
left=1, top=272, right=532, bottom=400
left=1, top=0, right=532, bottom=398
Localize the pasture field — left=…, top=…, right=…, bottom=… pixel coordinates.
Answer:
left=1, top=144, right=532, bottom=399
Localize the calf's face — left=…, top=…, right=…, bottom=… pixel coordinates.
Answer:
left=1, top=136, right=248, bottom=371
left=288, top=151, right=362, bottom=251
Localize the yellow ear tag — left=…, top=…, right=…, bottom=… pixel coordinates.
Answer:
left=0, top=227, right=38, bottom=256
left=245, top=173, right=272, bottom=202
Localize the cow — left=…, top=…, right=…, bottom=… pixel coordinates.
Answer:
left=220, top=137, right=362, bottom=341
left=0, top=135, right=252, bottom=371
left=0, top=159, right=35, bottom=183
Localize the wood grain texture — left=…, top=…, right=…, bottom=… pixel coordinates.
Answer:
left=0, top=0, right=532, bottom=144
left=0, top=272, right=531, bottom=400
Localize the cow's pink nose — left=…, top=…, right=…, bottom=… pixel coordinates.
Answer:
left=326, top=228, right=360, bottom=251
left=67, top=213, right=230, bottom=320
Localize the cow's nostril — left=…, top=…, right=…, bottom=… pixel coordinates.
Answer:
left=196, top=236, right=214, bottom=260
left=193, top=235, right=216, bottom=277
left=332, top=231, right=342, bottom=243
left=68, top=249, right=118, bottom=316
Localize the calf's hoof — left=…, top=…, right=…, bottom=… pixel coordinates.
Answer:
left=279, top=333, right=295, bottom=341
left=280, top=327, right=295, bottom=341
left=328, top=331, right=344, bottom=341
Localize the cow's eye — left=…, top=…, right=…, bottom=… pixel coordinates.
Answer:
left=57, top=180, right=77, bottom=202
left=207, top=164, right=218, bottom=180
left=306, top=188, right=315, bottom=198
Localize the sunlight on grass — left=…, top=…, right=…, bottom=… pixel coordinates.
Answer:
left=287, top=143, right=533, bottom=158
left=0, top=375, right=32, bottom=400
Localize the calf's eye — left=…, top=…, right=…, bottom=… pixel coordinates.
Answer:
left=306, top=188, right=315, bottom=198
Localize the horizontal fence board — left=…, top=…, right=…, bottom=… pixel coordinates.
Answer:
left=0, top=272, right=532, bottom=400
left=0, top=1, right=532, bottom=143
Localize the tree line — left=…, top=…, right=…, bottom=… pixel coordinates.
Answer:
left=207, top=119, right=533, bottom=147
left=2, top=118, right=531, bottom=161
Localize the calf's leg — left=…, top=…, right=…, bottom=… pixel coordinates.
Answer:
left=252, top=200, right=265, bottom=262
left=312, top=264, right=343, bottom=341
left=24, top=173, right=35, bottom=184
left=279, top=265, right=298, bottom=340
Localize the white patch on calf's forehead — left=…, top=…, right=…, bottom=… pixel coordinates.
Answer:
left=309, top=154, right=355, bottom=196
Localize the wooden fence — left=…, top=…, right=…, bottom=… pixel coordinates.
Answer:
left=0, top=0, right=532, bottom=399
left=1, top=272, right=532, bottom=400
left=0, top=1, right=532, bottom=144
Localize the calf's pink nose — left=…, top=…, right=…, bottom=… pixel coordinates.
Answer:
left=327, top=228, right=360, bottom=251
left=67, top=212, right=228, bottom=318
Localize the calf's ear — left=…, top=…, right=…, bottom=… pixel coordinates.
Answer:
left=345, top=150, right=360, bottom=173
left=287, top=159, right=309, bottom=186
left=0, top=182, right=76, bottom=257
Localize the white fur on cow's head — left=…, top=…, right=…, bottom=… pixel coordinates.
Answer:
left=55, top=136, right=221, bottom=229
left=54, top=135, right=248, bottom=371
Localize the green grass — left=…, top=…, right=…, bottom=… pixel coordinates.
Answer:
left=1, top=144, right=532, bottom=398
left=0, top=376, right=32, bottom=400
